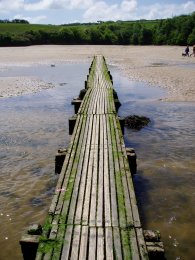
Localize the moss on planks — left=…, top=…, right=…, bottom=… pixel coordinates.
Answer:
left=109, top=114, right=127, bottom=227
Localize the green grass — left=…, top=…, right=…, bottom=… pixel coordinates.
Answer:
left=0, top=19, right=159, bottom=35
left=0, top=23, right=60, bottom=34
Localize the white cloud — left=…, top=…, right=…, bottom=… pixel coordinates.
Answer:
left=83, top=0, right=195, bottom=22
left=69, top=0, right=93, bottom=9
left=25, top=0, right=92, bottom=11
left=0, top=0, right=194, bottom=23
left=121, top=0, right=137, bottom=11
left=140, top=1, right=195, bottom=20
left=0, top=0, right=24, bottom=11
left=13, top=14, right=47, bottom=23
left=24, top=0, right=53, bottom=11
left=0, top=0, right=93, bottom=12
left=83, top=0, right=137, bottom=21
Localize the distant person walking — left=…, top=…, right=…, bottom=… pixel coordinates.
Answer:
left=190, top=45, right=195, bottom=57
left=185, top=45, right=190, bottom=56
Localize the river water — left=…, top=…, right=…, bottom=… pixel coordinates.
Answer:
left=0, top=62, right=194, bottom=260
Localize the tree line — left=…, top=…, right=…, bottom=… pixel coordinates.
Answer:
left=0, top=19, right=29, bottom=24
left=0, top=13, right=194, bottom=46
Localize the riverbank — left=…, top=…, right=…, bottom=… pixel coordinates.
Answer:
left=0, top=45, right=195, bottom=101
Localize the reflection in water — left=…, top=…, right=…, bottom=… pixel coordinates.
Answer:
left=0, top=63, right=194, bottom=260
left=111, top=68, right=195, bottom=260
left=0, top=62, right=89, bottom=260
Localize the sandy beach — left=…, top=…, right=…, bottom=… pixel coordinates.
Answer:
left=0, top=45, right=195, bottom=101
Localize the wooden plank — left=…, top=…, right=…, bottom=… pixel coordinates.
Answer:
left=66, top=115, right=91, bottom=225
left=103, top=114, right=112, bottom=227
left=97, top=228, right=104, bottom=260
left=89, top=114, right=99, bottom=226
left=61, top=225, right=73, bottom=260
left=128, top=228, right=140, bottom=260
left=82, top=115, right=96, bottom=225
left=106, top=114, right=119, bottom=227
left=74, top=115, right=93, bottom=224
left=135, top=228, right=149, bottom=260
left=57, top=115, right=88, bottom=226
left=94, top=88, right=99, bottom=114
left=113, top=116, right=134, bottom=227
left=37, top=115, right=86, bottom=259
left=96, top=115, right=104, bottom=227
left=109, top=114, right=127, bottom=228
left=48, top=114, right=82, bottom=215
left=96, top=88, right=100, bottom=114
left=88, top=227, right=97, bottom=259
left=70, top=225, right=81, bottom=260
left=105, top=227, right=114, bottom=259
left=88, top=88, right=96, bottom=114
left=115, top=118, right=141, bottom=228
left=113, top=227, right=123, bottom=260
left=120, top=228, right=132, bottom=260
left=78, top=89, right=91, bottom=114
left=52, top=224, right=66, bottom=259
left=78, top=226, right=89, bottom=259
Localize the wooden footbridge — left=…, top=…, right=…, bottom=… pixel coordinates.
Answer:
left=20, top=56, right=164, bottom=260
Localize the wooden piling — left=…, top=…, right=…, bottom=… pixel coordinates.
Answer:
left=20, top=224, right=42, bottom=260
left=55, top=149, right=67, bottom=174
left=68, top=115, right=77, bottom=135
left=126, top=147, right=137, bottom=175
left=71, top=99, right=82, bottom=114
left=118, top=116, right=125, bottom=134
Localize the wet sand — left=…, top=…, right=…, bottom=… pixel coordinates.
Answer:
left=0, top=45, right=195, bottom=101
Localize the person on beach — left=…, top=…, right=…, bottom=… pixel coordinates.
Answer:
left=185, top=45, right=190, bottom=56
left=190, top=45, right=195, bottom=57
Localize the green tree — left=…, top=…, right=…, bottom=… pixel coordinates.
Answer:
left=188, top=28, right=195, bottom=45
left=0, top=33, right=12, bottom=46
left=59, top=28, right=75, bottom=43
left=89, top=28, right=104, bottom=44
left=10, top=34, right=31, bottom=46
left=130, top=23, right=142, bottom=44
left=103, top=29, right=118, bottom=44
left=117, top=28, right=132, bottom=44
left=138, top=27, right=153, bottom=44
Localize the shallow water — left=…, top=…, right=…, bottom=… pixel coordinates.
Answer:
left=0, top=62, right=90, bottom=260
left=0, top=62, right=194, bottom=260
left=111, top=68, right=195, bottom=260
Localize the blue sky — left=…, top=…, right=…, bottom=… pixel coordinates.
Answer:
left=0, top=0, right=194, bottom=24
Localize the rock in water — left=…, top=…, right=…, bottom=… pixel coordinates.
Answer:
left=124, top=115, right=150, bottom=130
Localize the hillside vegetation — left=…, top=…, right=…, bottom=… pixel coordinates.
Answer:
left=0, top=13, right=195, bottom=46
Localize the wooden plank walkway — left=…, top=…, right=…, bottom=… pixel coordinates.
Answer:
left=34, top=55, right=149, bottom=260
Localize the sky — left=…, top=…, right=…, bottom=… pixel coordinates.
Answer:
left=0, top=0, right=195, bottom=24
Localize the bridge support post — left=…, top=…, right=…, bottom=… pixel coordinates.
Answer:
left=85, top=80, right=88, bottom=89
left=114, top=99, right=121, bottom=112
left=69, top=115, right=77, bottom=135
left=71, top=99, right=82, bottom=114
left=126, top=148, right=137, bottom=175
left=79, top=89, right=87, bottom=100
left=108, top=70, right=113, bottom=84
left=55, top=148, right=67, bottom=174
left=143, top=230, right=165, bottom=260
left=118, top=116, right=125, bottom=135
left=20, top=224, right=42, bottom=260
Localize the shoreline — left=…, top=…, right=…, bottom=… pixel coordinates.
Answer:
left=0, top=45, right=195, bottom=101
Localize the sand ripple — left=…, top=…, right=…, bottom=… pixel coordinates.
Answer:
left=0, top=76, right=54, bottom=98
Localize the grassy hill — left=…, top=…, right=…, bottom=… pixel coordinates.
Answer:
left=0, top=14, right=194, bottom=46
